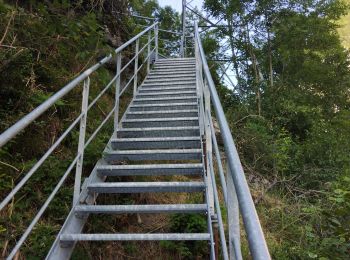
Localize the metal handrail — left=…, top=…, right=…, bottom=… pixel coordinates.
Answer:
left=194, top=22, right=271, bottom=260
left=0, top=22, right=158, bottom=148
left=0, top=55, right=111, bottom=148
left=195, top=37, right=228, bottom=259
left=1, top=21, right=159, bottom=259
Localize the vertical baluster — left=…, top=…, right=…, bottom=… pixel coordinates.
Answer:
left=204, top=79, right=215, bottom=217
left=195, top=35, right=204, bottom=136
left=210, top=118, right=228, bottom=205
left=134, top=39, right=139, bottom=96
left=114, top=52, right=122, bottom=132
left=227, top=162, right=243, bottom=260
left=155, top=24, right=159, bottom=61
left=147, top=30, right=151, bottom=73
left=73, top=77, right=90, bottom=204
left=181, top=0, right=186, bottom=57
left=195, top=42, right=201, bottom=130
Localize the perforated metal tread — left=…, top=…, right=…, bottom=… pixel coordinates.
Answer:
left=50, top=58, right=212, bottom=258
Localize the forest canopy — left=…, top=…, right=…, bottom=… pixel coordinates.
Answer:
left=0, top=0, right=349, bottom=259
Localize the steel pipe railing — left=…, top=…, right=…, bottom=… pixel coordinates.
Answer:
left=0, top=22, right=159, bottom=149
left=209, top=115, right=228, bottom=205
left=0, top=114, right=82, bottom=211
left=0, top=22, right=158, bottom=211
left=0, top=21, right=159, bottom=259
left=0, top=55, right=111, bottom=148
left=196, top=34, right=226, bottom=259
left=194, top=21, right=271, bottom=260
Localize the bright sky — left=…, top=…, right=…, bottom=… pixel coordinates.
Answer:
left=157, top=0, right=237, bottom=89
left=158, top=0, right=203, bottom=12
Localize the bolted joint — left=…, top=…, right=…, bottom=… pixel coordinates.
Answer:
left=211, top=213, right=218, bottom=224
left=74, top=210, right=88, bottom=220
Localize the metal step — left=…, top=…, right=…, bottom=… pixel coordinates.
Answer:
left=87, top=181, right=206, bottom=193
left=153, top=64, right=195, bottom=69
left=139, top=86, right=197, bottom=93
left=111, top=136, right=201, bottom=150
left=145, top=78, right=195, bottom=84
left=104, top=148, right=202, bottom=161
left=151, top=68, right=196, bottom=74
left=155, top=62, right=195, bottom=66
left=129, top=103, right=198, bottom=112
left=153, top=62, right=195, bottom=66
left=136, top=91, right=197, bottom=98
left=154, top=64, right=195, bottom=68
left=60, top=233, right=211, bottom=242
left=141, top=80, right=196, bottom=87
left=155, top=58, right=196, bottom=64
left=146, top=76, right=195, bottom=81
left=74, top=204, right=207, bottom=214
left=155, top=62, right=195, bottom=65
left=140, top=86, right=196, bottom=93
left=96, top=163, right=203, bottom=176
left=116, top=126, right=200, bottom=138
left=149, top=71, right=195, bottom=76
left=154, top=64, right=195, bottom=70
left=125, top=110, right=198, bottom=119
left=143, top=82, right=195, bottom=87
left=133, top=96, right=197, bottom=105
left=122, top=117, right=198, bottom=128
left=154, top=60, right=195, bottom=64
left=142, top=81, right=195, bottom=87
left=155, top=57, right=195, bottom=62
left=147, top=74, right=195, bottom=80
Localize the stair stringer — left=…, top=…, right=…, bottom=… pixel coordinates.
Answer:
left=46, top=158, right=108, bottom=259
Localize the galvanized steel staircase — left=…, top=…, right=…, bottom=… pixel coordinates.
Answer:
left=1, top=21, right=271, bottom=260
left=47, top=58, right=213, bottom=258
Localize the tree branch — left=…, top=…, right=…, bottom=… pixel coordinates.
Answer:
left=0, top=11, right=15, bottom=46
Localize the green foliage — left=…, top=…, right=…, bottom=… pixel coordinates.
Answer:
left=0, top=1, right=189, bottom=258
left=204, top=0, right=350, bottom=258
left=21, top=222, right=57, bottom=258
left=161, top=214, right=208, bottom=259
left=0, top=1, right=123, bottom=258
left=1, top=0, right=349, bottom=258
left=170, top=213, right=207, bottom=233
left=130, top=0, right=182, bottom=57
left=0, top=2, right=110, bottom=132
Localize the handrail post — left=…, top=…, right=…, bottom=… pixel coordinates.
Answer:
left=134, top=39, right=139, bottom=96
left=209, top=116, right=228, bottom=205
left=204, top=79, right=215, bottom=217
left=181, top=0, right=186, bottom=57
left=195, top=31, right=204, bottom=136
left=114, top=52, right=122, bottom=132
left=227, top=162, right=242, bottom=260
left=73, top=77, right=90, bottom=204
left=147, top=30, right=151, bottom=73
left=195, top=26, right=215, bottom=220
left=155, top=24, right=159, bottom=61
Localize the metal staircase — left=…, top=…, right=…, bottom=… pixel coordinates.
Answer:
left=0, top=21, right=271, bottom=259
left=47, top=58, right=214, bottom=258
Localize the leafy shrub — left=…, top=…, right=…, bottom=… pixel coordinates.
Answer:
left=161, top=214, right=208, bottom=259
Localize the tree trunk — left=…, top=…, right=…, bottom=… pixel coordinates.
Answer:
left=227, top=16, right=242, bottom=88
left=246, top=27, right=262, bottom=116
left=268, top=29, right=273, bottom=88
